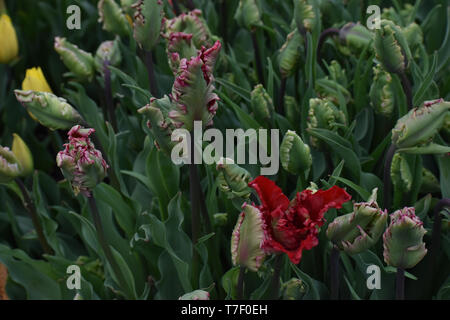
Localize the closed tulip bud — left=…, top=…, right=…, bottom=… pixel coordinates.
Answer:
left=54, top=37, right=95, bottom=81
left=383, top=207, right=427, bottom=269
left=284, top=95, right=300, bottom=126
left=138, top=96, right=176, bottom=157
left=22, top=67, right=53, bottom=93
left=98, top=0, right=131, bottom=36
left=179, top=290, right=210, bottom=300
left=390, top=153, right=412, bottom=192
left=278, top=29, right=303, bottom=78
left=14, top=90, right=83, bottom=130
left=392, top=99, right=450, bottom=149
left=374, top=20, right=412, bottom=74
left=166, top=32, right=197, bottom=74
left=231, top=203, right=265, bottom=271
left=370, top=65, right=395, bottom=117
left=280, top=130, right=312, bottom=175
left=132, top=0, right=163, bottom=51
left=281, top=278, right=306, bottom=300
left=328, top=60, right=347, bottom=87
left=56, top=125, right=109, bottom=197
left=216, top=157, right=252, bottom=199
left=234, top=0, right=261, bottom=30
left=213, top=213, right=228, bottom=227
left=95, top=39, right=122, bottom=73
left=250, top=84, right=274, bottom=123
left=339, top=22, right=372, bottom=51
left=12, top=134, right=33, bottom=177
left=420, top=168, right=440, bottom=194
left=293, top=0, right=316, bottom=33
left=327, top=188, right=387, bottom=255
left=0, top=14, right=18, bottom=64
left=402, top=23, right=423, bottom=52
left=0, top=146, right=20, bottom=183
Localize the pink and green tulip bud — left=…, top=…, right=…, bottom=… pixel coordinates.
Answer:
left=14, top=90, right=83, bottom=130
left=278, top=29, right=303, bottom=78
left=54, top=37, right=95, bottom=81
left=280, top=130, right=312, bottom=175
left=284, top=95, right=300, bottom=126
left=374, top=20, right=412, bottom=74
left=166, top=32, right=198, bottom=74
left=132, top=0, right=163, bottom=51
left=383, top=207, right=427, bottom=269
left=98, top=0, right=131, bottom=37
left=94, top=39, right=122, bottom=73
left=234, top=0, right=262, bottom=30
left=281, top=278, right=306, bottom=300
left=56, top=125, right=109, bottom=197
left=327, top=188, right=388, bottom=255
left=178, top=290, right=210, bottom=300
left=138, top=96, right=176, bottom=156
left=168, top=40, right=221, bottom=131
left=165, top=9, right=213, bottom=49
left=213, top=213, right=228, bottom=227
left=370, top=64, right=395, bottom=117
left=250, top=84, right=274, bottom=123
left=0, top=146, right=20, bottom=183
left=339, top=22, right=372, bottom=51
left=12, top=133, right=33, bottom=177
left=293, top=0, right=316, bottom=33
left=390, top=153, right=412, bottom=192
left=216, top=158, right=252, bottom=199
left=231, top=203, right=265, bottom=272
left=402, top=23, right=423, bottom=52
left=420, top=168, right=440, bottom=194
left=392, top=99, right=450, bottom=149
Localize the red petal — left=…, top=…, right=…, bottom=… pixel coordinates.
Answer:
left=249, top=176, right=290, bottom=212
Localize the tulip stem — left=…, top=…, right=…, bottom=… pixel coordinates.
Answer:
left=237, top=266, right=246, bottom=300
left=270, top=254, right=283, bottom=299
left=395, top=268, right=405, bottom=300
left=88, top=196, right=130, bottom=299
left=251, top=30, right=265, bottom=86
left=103, top=60, right=118, bottom=132
left=277, top=76, right=286, bottom=116
left=399, top=71, right=413, bottom=109
left=383, top=144, right=397, bottom=210
left=144, top=50, right=158, bottom=98
left=317, top=28, right=340, bottom=65
left=330, top=246, right=340, bottom=300
left=15, top=178, right=53, bottom=255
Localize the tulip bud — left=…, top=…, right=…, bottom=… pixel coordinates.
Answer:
left=234, top=0, right=262, bottom=30
left=284, top=95, right=300, bottom=126
left=132, top=0, right=163, bottom=51
left=179, top=290, right=210, bottom=300
left=216, top=157, right=252, bottom=199
left=383, top=207, right=427, bottom=269
left=280, top=130, right=312, bottom=175
left=250, top=84, right=275, bottom=123
left=138, top=96, right=176, bottom=156
left=307, top=98, right=346, bottom=148
left=0, top=14, right=18, bottom=64
left=420, top=168, right=440, bottom=194
left=278, top=29, right=303, bottom=78
left=166, top=32, right=197, bottom=74
left=327, top=188, right=387, bottom=255
left=373, top=20, right=412, bottom=74
left=328, top=60, right=348, bottom=87
left=22, top=67, right=53, bottom=93
left=339, top=22, right=372, bottom=51
left=390, top=153, right=412, bottom=192
left=281, top=278, right=306, bottom=300
left=12, top=134, right=33, bottom=177
left=391, top=99, right=450, bottom=149
left=54, top=37, right=95, bottom=81
left=231, top=203, right=265, bottom=271
left=56, top=125, right=109, bottom=197
left=0, top=146, right=20, bottom=183
left=14, top=90, right=83, bottom=130
left=402, top=23, right=423, bottom=52
left=213, top=213, right=228, bottom=227
left=168, top=40, right=221, bottom=131
left=98, top=0, right=131, bottom=36
left=370, top=65, right=395, bottom=117
left=293, top=0, right=316, bottom=33
left=94, top=39, right=122, bottom=73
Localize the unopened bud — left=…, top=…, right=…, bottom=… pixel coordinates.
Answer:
left=54, top=37, right=95, bottom=81
left=280, top=130, right=312, bottom=175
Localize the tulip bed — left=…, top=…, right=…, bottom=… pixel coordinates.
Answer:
left=0, top=0, right=449, bottom=301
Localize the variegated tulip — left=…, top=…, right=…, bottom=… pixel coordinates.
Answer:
left=0, top=14, right=18, bottom=64
left=280, top=130, right=312, bottom=175
left=216, top=157, right=252, bottom=199
left=54, top=37, right=95, bottom=81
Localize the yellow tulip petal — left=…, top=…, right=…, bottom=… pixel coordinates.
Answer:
left=0, top=14, right=19, bottom=64
left=22, top=67, right=53, bottom=93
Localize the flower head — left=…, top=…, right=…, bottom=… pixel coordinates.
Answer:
left=132, top=0, right=164, bottom=51
left=98, top=0, right=131, bottom=36
left=54, top=37, right=95, bottom=81
left=22, top=67, right=53, bottom=93
left=0, top=14, right=18, bottom=64
left=249, top=176, right=351, bottom=264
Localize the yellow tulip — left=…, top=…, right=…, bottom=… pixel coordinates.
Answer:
left=22, top=67, right=52, bottom=93
left=0, top=14, right=19, bottom=64
left=12, top=133, right=34, bottom=176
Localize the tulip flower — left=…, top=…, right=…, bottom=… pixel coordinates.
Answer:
left=338, top=22, right=372, bottom=51
left=56, top=125, right=109, bottom=197
left=281, top=278, right=306, bottom=300
left=370, top=65, right=395, bottom=117
left=22, top=67, right=53, bottom=93
left=280, top=130, right=312, bottom=175
left=94, top=39, right=122, bottom=73
left=234, top=0, right=262, bottom=30
left=284, top=96, right=300, bottom=126
left=216, top=157, right=252, bottom=199
left=132, top=0, right=163, bottom=51
left=293, top=0, right=316, bottom=34
left=390, top=153, right=412, bottom=192
left=249, top=176, right=351, bottom=264
left=166, top=32, right=198, bottom=74
left=278, top=29, right=303, bottom=78
left=0, top=14, right=18, bottom=64
left=54, top=37, right=95, bottom=81
left=250, top=84, right=275, bottom=123
left=14, top=90, right=83, bottom=130
left=179, top=290, right=210, bottom=300
left=98, top=0, right=131, bottom=37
